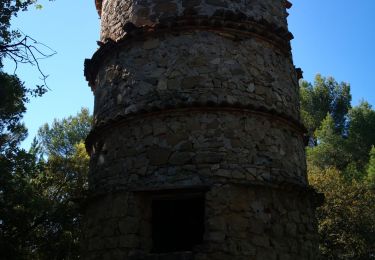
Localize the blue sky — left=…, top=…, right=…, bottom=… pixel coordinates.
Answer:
left=3, top=0, right=375, bottom=148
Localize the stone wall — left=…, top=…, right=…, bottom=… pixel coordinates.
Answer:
left=99, top=0, right=289, bottom=41
left=82, top=109, right=318, bottom=259
left=88, top=111, right=306, bottom=194
left=92, top=31, right=300, bottom=126
left=83, top=185, right=319, bottom=260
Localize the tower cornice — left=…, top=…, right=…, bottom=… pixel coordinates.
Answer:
left=94, top=0, right=293, bottom=18
left=95, top=0, right=102, bottom=17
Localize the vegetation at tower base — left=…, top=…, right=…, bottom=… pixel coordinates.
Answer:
left=309, top=168, right=375, bottom=260
left=0, top=108, right=91, bottom=259
left=0, top=70, right=43, bottom=259
left=0, top=2, right=80, bottom=258
left=300, top=75, right=375, bottom=259
left=31, top=108, right=92, bottom=259
left=367, top=146, right=375, bottom=186
left=0, top=5, right=50, bottom=251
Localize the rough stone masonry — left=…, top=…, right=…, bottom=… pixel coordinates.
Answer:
left=83, top=0, right=322, bottom=259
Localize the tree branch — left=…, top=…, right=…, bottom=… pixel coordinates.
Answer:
left=0, top=34, right=57, bottom=89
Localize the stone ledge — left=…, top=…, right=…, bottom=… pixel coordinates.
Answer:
left=130, top=184, right=210, bottom=194
left=82, top=181, right=324, bottom=209
left=85, top=106, right=308, bottom=154
left=134, top=252, right=193, bottom=260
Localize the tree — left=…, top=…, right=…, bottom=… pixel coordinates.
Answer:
left=0, top=72, right=28, bottom=151
left=307, top=104, right=375, bottom=181
left=0, top=72, right=49, bottom=259
left=0, top=0, right=55, bottom=86
left=366, top=146, right=375, bottom=186
left=0, top=2, right=90, bottom=259
left=25, top=141, right=89, bottom=259
left=0, top=148, right=49, bottom=259
left=301, top=75, right=375, bottom=180
left=307, top=114, right=348, bottom=170
left=346, top=101, right=375, bottom=173
left=0, top=102, right=91, bottom=259
left=309, top=167, right=375, bottom=259
left=37, top=108, right=92, bottom=158
left=1, top=0, right=37, bottom=58
left=36, top=108, right=92, bottom=203
left=0, top=71, right=46, bottom=152
left=300, top=74, right=351, bottom=144
left=32, top=108, right=92, bottom=259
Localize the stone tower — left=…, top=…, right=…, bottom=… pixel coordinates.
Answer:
left=83, top=0, right=321, bottom=259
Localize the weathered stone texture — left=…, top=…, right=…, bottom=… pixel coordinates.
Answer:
left=83, top=0, right=319, bottom=259
left=100, top=0, right=289, bottom=41
left=88, top=111, right=306, bottom=193
left=82, top=185, right=318, bottom=259
left=93, top=32, right=299, bottom=125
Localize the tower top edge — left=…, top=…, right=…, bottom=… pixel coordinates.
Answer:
left=94, top=0, right=292, bottom=18
left=95, top=0, right=102, bottom=17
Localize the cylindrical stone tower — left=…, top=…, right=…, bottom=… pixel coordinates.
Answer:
left=83, top=0, right=321, bottom=259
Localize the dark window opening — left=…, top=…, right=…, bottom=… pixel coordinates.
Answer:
left=152, top=196, right=205, bottom=253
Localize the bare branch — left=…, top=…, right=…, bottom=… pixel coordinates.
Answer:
left=0, top=33, right=57, bottom=89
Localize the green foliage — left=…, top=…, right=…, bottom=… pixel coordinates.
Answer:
left=303, top=77, right=375, bottom=181
left=1, top=0, right=56, bottom=87
left=0, top=70, right=48, bottom=259
left=303, top=75, right=375, bottom=259
left=346, top=101, right=375, bottom=173
left=307, top=114, right=348, bottom=170
left=0, top=0, right=42, bottom=65
left=366, top=146, right=375, bottom=186
left=36, top=108, right=92, bottom=203
left=0, top=72, right=28, bottom=151
left=0, top=72, right=46, bottom=150
left=300, top=74, right=351, bottom=143
left=309, top=167, right=375, bottom=260
left=37, top=108, right=92, bottom=158
left=1, top=1, right=85, bottom=259
left=0, top=149, right=49, bottom=259
left=0, top=104, right=91, bottom=259
left=0, top=0, right=35, bottom=43
left=30, top=109, right=92, bottom=259
left=0, top=0, right=50, bottom=42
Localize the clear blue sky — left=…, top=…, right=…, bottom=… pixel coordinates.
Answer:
left=4, top=0, right=375, bottom=149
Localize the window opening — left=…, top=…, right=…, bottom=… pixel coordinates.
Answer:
left=152, top=196, right=205, bottom=253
